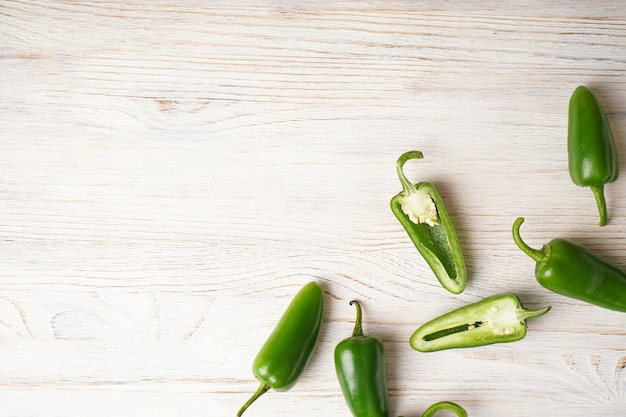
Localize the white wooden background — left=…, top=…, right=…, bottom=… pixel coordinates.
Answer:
left=1, top=1, right=626, bottom=416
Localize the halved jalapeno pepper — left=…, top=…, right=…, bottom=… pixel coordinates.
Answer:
left=390, top=150, right=467, bottom=294
left=410, top=293, right=550, bottom=352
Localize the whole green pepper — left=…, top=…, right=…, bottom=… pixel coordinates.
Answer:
left=568, top=85, right=619, bottom=226
left=336, top=301, right=468, bottom=417
left=513, top=217, right=626, bottom=312
left=237, top=281, right=325, bottom=417
left=334, top=300, right=390, bottom=417
left=390, top=150, right=467, bottom=294
left=410, top=293, right=550, bottom=352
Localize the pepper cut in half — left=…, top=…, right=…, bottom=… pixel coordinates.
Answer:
left=334, top=300, right=389, bottom=417
left=390, top=150, right=467, bottom=294
left=410, top=293, right=550, bottom=352
left=568, top=85, right=619, bottom=226
left=513, top=217, right=626, bottom=312
left=237, top=281, right=325, bottom=417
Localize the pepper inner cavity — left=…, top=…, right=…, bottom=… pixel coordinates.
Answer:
left=401, top=188, right=438, bottom=226
left=423, top=321, right=484, bottom=341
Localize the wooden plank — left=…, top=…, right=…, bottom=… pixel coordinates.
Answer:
left=1, top=1, right=626, bottom=416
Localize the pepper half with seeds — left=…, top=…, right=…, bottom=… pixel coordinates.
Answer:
left=410, top=293, right=550, bottom=352
left=390, top=150, right=467, bottom=294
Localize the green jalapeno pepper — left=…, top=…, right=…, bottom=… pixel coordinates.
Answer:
left=390, top=150, right=467, bottom=294
left=334, top=300, right=390, bottom=417
left=410, top=293, right=550, bottom=352
left=407, top=401, right=468, bottom=417
left=336, top=301, right=468, bottom=417
left=237, top=281, right=325, bottom=417
left=568, top=85, right=619, bottom=226
left=513, top=217, right=626, bottom=312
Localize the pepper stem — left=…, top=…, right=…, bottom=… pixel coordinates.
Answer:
left=420, top=401, right=468, bottom=417
left=236, top=382, right=270, bottom=417
left=517, top=305, right=551, bottom=322
left=511, top=217, right=547, bottom=263
left=349, top=300, right=364, bottom=337
left=590, top=184, right=608, bottom=226
left=396, top=150, right=424, bottom=195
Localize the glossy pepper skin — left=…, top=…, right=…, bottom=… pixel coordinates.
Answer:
left=390, top=150, right=467, bottom=294
left=410, top=401, right=468, bottom=417
left=336, top=302, right=468, bottom=417
left=568, top=85, right=619, bottom=226
left=513, top=217, right=626, bottom=312
left=237, top=281, right=325, bottom=417
left=410, top=293, right=550, bottom=352
left=334, top=301, right=389, bottom=417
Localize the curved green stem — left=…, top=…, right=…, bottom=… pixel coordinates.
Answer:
left=517, top=305, right=551, bottom=322
left=590, top=184, right=608, bottom=226
left=421, top=401, right=468, bottom=417
left=349, top=300, right=364, bottom=337
left=237, top=382, right=270, bottom=417
left=512, top=217, right=547, bottom=263
left=396, top=150, right=424, bottom=195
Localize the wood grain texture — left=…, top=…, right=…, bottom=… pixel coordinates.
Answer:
left=1, top=1, right=626, bottom=416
